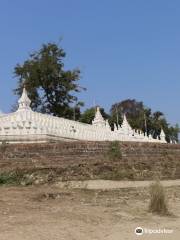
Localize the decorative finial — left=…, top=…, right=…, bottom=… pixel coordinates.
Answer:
left=17, top=87, right=31, bottom=111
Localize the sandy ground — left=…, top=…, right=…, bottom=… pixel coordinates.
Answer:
left=55, top=179, right=180, bottom=189
left=0, top=182, right=180, bottom=240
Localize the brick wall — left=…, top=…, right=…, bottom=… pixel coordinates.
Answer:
left=0, top=141, right=180, bottom=180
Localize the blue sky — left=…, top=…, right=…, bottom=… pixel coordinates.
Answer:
left=0, top=0, right=180, bottom=125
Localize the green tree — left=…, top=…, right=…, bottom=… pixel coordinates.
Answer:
left=110, top=99, right=148, bottom=130
left=110, top=99, right=179, bottom=142
left=14, top=42, right=85, bottom=119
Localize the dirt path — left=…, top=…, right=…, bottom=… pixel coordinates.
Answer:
left=56, top=179, right=180, bottom=190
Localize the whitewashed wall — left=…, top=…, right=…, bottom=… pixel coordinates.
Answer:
left=0, top=88, right=167, bottom=144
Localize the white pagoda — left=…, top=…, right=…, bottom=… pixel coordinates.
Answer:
left=0, top=88, right=167, bottom=144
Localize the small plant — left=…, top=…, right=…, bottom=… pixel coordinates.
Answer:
left=0, top=171, right=26, bottom=185
left=0, top=172, right=18, bottom=185
left=149, top=180, right=169, bottom=215
left=107, top=141, right=122, bottom=160
left=114, top=169, right=135, bottom=180
left=0, top=140, right=8, bottom=153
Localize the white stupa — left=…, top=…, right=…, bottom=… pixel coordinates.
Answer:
left=160, top=128, right=166, bottom=143
left=0, top=88, right=167, bottom=144
left=92, top=106, right=106, bottom=127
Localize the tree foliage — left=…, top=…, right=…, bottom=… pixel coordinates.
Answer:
left=110, top=99, right=179, bottom=142
left=111, top=99, right=146, bottom=129
left=14, top=42, right=85, bottom=119
left=13, top=42, right=179, bottom=142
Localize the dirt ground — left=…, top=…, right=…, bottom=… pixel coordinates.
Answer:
left=0, top=183, right=180, bottom=240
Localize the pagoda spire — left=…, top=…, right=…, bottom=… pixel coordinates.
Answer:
left=17, top=88, right=31, bottom=111
left=92, top=106, right=106, bottom=127
left=121, top=114, right=131, bottom=128
left=121, top=114, right=133, bottom=134
left=160, top=128, right=166, bottom=143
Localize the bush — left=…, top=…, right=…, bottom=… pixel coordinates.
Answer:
left=149, top=180, right=169, bottom=215
left=0, top=171, right=25, bottom=185
left=107, top=141, right=122, bottom=160
left=111, top=169, right=135, bottom=180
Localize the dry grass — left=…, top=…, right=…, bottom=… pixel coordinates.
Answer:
left=149, top=180, right=169, bottom=215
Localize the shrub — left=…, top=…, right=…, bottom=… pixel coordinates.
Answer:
left=0, top=171, right=25, bottom=185
left=0, top=141, right=8, bottom=153
left=107, top=141, right=122, bottom=160
left=111, top=169, right=135, bottom=180
left=149, top=180, right=169, bottom=215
